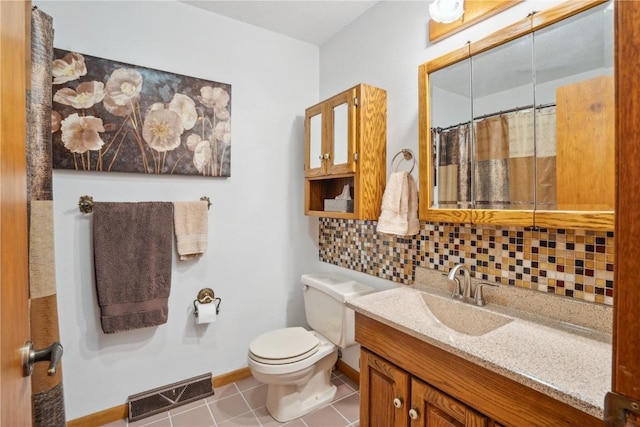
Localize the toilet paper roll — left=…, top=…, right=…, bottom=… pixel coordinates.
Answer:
left=195, top=303, right=217, bottom=324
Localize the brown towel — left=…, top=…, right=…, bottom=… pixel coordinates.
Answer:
left=173, top=201, right=209, bottom=261
left=93, top=202, right=173, bottom=334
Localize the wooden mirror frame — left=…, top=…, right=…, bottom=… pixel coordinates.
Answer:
left=418, top=0, right=614, bottom=231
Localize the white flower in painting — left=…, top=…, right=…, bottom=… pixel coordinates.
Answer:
left=104, top=68, right=143, bottom=107
left=214, top=120, right=231, bottom=145
left=51, top=110, right=62, bottom=133
left=186, top=134, right=202, bottom=151
left=103, top=95, right=131, bottom=117
left=142, top=109, right=184, bottom=152
left=53, top=81, right=105, bottom=109
left=198, top=86, right=230, bottom=121
left=52, top=52, right=87, bottom=84
left=193, top=139, right=212, bottom=173
left=60, top=113, right=105, bottom=153
left=169, top=94, right=197, bottom=130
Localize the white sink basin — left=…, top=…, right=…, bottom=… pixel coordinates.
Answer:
left=421, top=292, right=513, bottom=336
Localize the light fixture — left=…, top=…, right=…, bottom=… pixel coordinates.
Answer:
left=429, top=0, right=465, bottom=24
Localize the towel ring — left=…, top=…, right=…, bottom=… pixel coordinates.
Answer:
left=391, top=149, right=415, bottom=174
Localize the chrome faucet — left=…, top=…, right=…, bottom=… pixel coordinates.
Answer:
left=447, top=264, right=471, bottom=299
left=448, top=264, right=499, bottom=306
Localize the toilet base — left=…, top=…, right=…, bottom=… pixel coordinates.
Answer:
left=261, top=351, right=338, bottom=422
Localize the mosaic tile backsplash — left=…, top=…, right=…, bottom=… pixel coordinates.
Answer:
left=319, top=219, right=614, bottom=305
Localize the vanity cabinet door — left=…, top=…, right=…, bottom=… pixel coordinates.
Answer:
left=410, top=378, right=487, bottom=427
left=360, top=348, right=410, bottom=427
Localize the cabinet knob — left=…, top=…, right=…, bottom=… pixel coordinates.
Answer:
left=393, top=397, right=403, bottom=408
left=323, top=152, right=330, bottom=160
left=318, top=155, right=324, bottom=160
left=409, top=408, right=420, bottom=420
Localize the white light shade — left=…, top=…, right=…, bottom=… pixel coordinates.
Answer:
left=430, top=0, right=465, bottom=24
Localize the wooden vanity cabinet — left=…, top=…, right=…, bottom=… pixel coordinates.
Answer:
left=304, top=83, right=386, bottom=220
left=356, top=313, right=603, bottom=427
left=360, top=348, right=410, bottom=427
left=361, top=348, right=487, bottom=427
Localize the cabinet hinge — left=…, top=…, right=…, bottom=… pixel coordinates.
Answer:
left=354, top=97, right=359, bottom=107
left=605, top=392, right=640, bottom=427
left=354, top=152, right=359, bottom=162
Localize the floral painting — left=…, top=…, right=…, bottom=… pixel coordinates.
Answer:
left=51, top=49, right=231, bottom=177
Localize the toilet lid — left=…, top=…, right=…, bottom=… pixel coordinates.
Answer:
left=249, top=327, right=319, bottom=365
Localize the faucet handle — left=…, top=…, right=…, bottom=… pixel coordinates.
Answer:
left=451, top=277, right=463, bottom=299
left=473, top=282, right=498, bottom=306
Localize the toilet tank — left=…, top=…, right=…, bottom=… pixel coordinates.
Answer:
left=301, top=273, right=375, bottom=348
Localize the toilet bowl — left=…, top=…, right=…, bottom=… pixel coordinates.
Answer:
left=248, top=328, right=337, bottom=422
left=247, top=273, right=375, bottom=422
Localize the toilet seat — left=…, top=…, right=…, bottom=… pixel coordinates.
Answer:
left=249, top=327, right=319, bottom=365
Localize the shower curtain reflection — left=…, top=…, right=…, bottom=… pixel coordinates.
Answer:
left=433, top=104, right=557, bottom=210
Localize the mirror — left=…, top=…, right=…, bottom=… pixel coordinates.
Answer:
left=430, top=58, right=472, bottom=210
left=420, top=0, right=614, bottom=230
left=471, top=33, right=534, bottom=211
left=309, top=112, right=323, bottom=170
left=534, top=4, right=614, bottom=212
left=333, top=102, right=349, bottom=166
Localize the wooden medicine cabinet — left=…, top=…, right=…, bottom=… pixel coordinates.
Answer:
left=418, top=0, right=614, bottom=230
left=304, top=84, right=387, bottom=220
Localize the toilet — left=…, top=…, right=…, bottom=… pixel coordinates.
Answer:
left=247, top=273, right=375, bottom=422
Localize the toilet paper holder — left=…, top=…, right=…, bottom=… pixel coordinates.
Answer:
left=193, top=288, right=222, bottom=318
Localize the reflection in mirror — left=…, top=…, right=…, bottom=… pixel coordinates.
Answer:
left=333, top=103, right=349, bottom=166
left=309, top=113, right=322, bottom=170
left=430, top=58, right=472, bottom=209
left=472, top=34, right=534, bottom=210
left=534, top=2, right=614, bottom=211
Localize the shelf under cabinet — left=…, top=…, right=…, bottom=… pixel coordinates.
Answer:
left=305, top=175, right=356, bottom=218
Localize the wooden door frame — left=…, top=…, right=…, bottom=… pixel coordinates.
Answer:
left=611, top=0, right=640, bottom=422
left=0, top=0, right=33, bottom=425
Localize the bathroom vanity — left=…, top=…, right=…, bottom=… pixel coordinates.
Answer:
left=348, top=271, right=610, bottom=427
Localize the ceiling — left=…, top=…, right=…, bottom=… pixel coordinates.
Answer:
left=180, top=1, right=381, bottom=46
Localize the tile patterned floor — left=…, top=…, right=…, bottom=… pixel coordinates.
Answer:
left=101, top=370, right=360, bottom=427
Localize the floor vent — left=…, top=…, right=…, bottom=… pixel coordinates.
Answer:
left=127, top=373, right=214, bottom=422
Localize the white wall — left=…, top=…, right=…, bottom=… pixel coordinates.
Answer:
left=34, top=0, right=320, bottom=420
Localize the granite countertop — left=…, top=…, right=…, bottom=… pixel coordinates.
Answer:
left=347, top=274, right=612, bottom=419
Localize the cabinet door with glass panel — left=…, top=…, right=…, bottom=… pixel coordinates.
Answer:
left=304, top=89, right=356, bottom=178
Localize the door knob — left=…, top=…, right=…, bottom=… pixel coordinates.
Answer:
left=22, top=341, right=63, bottom=377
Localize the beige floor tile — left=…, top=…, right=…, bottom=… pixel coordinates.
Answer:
left=170, top=405, right=215, bottom=427
left=208, top=393, right=252, bottom=424
left=252, top=406, right=286, bottom=426
left=169, top=399, right=208, bottom=416
left=241, top=383, right=268, bottom=409
left=302, top=405, right=349, bottom=427
left=332, top=393, right=360, bottom=423
left=281, top=419, right=307, bottom=427
left=209, top=382, right=240, bottom=402
left=332, top=379, right=356, bottom=402
left=217, top=410, right=260, bottom=426
left=340, top=376, right=359, bottom=391
left=234, top=376, right=262, bottom=391
left=130, top=417, right=172, bottom=427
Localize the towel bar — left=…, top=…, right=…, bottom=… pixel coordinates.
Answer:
left=391, top=149, right=415, bottom=174
left=78, top=195, right=212, bottom=213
